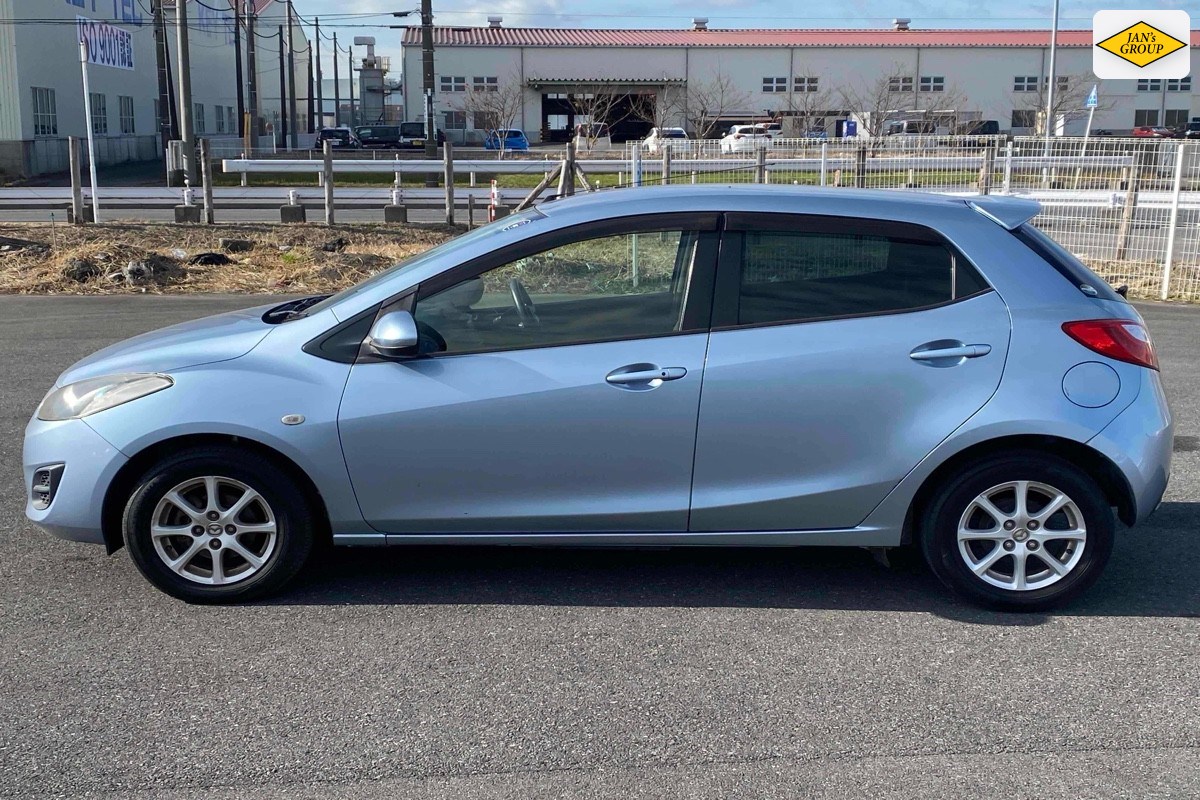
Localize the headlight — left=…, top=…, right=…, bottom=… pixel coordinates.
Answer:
left=37, top=373, right=173, bottom=421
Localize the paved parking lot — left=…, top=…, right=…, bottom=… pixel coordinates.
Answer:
left=0, top=295, right=1196, bottom=799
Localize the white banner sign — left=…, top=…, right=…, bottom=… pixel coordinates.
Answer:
left=77, top=16, right=135, bottom=71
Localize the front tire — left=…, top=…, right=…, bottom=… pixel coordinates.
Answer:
left=920, top=452, right=1114, bottom=611
left=123, top=446, right=316, bottom=603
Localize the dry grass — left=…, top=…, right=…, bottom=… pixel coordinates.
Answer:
left=0, top=223, right=458, bottom=295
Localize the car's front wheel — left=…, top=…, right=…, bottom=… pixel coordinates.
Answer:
left=920, top=452, right=1114, bottom=611
left=123, top=446, right=316, bottom=603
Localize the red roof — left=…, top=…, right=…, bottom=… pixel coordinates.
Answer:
left=402, top=27, right=1200, bottom=48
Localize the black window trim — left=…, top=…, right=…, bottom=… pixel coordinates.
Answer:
left=711, top=212, right=994, bottom=331
left=403, top=212, right=722, bottom=359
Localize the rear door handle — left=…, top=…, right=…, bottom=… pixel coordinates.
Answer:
left=605, top=364, right=687, bottom=388
left=909, top=344, right=992, bottom=361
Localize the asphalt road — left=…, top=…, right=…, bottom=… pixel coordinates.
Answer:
left=0, top=296, right=1197, bottom=799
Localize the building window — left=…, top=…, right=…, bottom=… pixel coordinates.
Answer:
left=1052, top=76, right=1068, bottom=90
left=919, top=76, right=945, bottom=93
left=439, top=76, right=466, bottom=92
left=194, top=103, right=205, bottom=133
left=1013, top=76, right=1038, bottom=92
left=227, top=106, right=236, bottom=134
left=1137, top=79, right=1162, bottom=92
left=472, top=76, right=498, bottom=92
left=1011, top=109, right=1037, bottom=129
left=793, top=76, right=819, bottom=93
left=473, top=111, right=499, bottom=130
left=1167, top=77, right=1192, bottom=91
left=1165, top=109, right=1189, bottom=128
left=1134, top=109, right=1160, bottom=126
left=31, top=87, right=57, bottom=136
left=762, top=77, right=788, bottom=93
left=89, top=93, right=107, bottom=135
left=215, top=105, right=226, bottom=133
left=118, top=95, right=135, bottom=134
left=888, top=76, right=913, bottom=93
left=443, top=110, right=466, bottom=130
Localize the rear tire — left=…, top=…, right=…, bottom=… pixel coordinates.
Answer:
left=123, top=446, right=316, bottom=603
left=920, top=452, right=1114, bottom=611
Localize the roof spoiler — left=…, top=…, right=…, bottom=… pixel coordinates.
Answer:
left=967, top=196, right=1042, bottom=230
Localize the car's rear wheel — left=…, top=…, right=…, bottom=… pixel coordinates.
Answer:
left=920, top=452, right=1114, bottom=611
left=123, top=446, right=316, bottom=603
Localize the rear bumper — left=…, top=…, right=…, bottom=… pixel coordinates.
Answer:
left=1088, top=369, right=1174, bottom=525
left=23, top=416, right=127, bottom=545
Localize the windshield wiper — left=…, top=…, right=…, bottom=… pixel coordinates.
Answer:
left=262, top=295, right=331, bottom=323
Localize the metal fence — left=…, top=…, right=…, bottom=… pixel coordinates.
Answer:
left=612, top=136, right=1200, bottom=301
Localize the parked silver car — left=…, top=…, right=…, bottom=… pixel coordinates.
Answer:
left=24, top=186, right=1172, bottom=609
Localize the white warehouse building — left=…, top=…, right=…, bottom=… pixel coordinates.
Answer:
left=401, top=19, right=1199, bottom=144
left=0, top=0, right=313, bottom=177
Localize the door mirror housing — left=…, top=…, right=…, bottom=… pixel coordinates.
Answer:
left=367, top=309, right=419, bottom=357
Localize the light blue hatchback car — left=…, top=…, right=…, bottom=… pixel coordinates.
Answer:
left=24, top=186, right=1172, bottom=608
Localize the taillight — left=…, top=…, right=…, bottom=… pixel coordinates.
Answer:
left=1061, top=319, right=1159, bottom=370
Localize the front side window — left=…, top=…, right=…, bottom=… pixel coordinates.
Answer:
left=414, top=228, right=703, bottom=355
left=733, top=226, right=988, bottom=325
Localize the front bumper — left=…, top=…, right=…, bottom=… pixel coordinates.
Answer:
left=1088, top=369, right=1174, bottom=525
left=23, top=416, right=127, bottom=545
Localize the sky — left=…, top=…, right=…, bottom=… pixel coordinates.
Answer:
left=284, top=0, right=1193, bottom=79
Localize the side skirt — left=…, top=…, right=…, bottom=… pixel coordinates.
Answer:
left=332, top=527, right=902, bottom=548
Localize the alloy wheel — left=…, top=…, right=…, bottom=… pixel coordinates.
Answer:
left=956, top=480, right=1087, bottom=592
left=149, top=476, right=278, bottom=586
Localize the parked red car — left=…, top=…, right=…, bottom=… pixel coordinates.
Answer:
left=1132, top=126, right=1174, bottom=138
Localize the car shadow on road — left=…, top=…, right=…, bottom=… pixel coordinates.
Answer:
left=271, top=502, right=1200, bottom=625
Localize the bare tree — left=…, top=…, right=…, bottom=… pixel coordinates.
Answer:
left=684, top=70, right=750, bottom=139
left=838, top=65, right=917, bottom=137
left=630, top=85, right=686, bottom=133
left=915, top=82, right=971, bottom=133
left=1017, top=75, right=1111, bottom=135
left=569, top=86, right=633, bottom=150
left=455, top=75, right=525, bottom=158
left=781, top=68, right=837, bottom=136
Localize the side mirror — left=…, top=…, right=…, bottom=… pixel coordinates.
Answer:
left=367, top=309, right=419, bottom=357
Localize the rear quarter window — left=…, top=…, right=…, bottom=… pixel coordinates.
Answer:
left=1012, top=225, right=1125, bottom=302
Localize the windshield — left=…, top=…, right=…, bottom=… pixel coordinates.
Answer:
left=300, top=208, right=548, bottom=319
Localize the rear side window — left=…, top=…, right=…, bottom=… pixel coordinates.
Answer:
left=1012, top=224, right=1124, bottom=302
left=735, top=228, right=989, bottom=325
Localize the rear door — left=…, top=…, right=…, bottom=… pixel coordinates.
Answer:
left=690, top=212, right=1012, bottom=532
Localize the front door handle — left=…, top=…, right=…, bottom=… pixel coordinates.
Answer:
left=605, top=363, right=687, bottom=389
left=910, top=343, right=992, bottom=361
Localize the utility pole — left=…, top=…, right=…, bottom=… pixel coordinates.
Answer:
left=233, top=0, right=245, bottom=137
left=332, top=33, right=341, bottom=126
left=150, top=0, right=173, bottom=157
left=246, top=1, right=259, bottom=136
left=1045, top=0, right=1061, bottom=144
left=175, top=0, right=196, bottom=184
left=285, top=0, right=298, bottom=149
left=277, top=25, right=288, bottom=148
left=348, top=46, right=356, bottom=127
left=315, top=17, right=324, bottom=129
left=307, top=45, right=315, bottom=133
left=420, top=0, right=436, bottom=160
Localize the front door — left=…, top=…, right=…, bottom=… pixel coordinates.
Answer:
left=690, top=213, right=1012, bottom=532
left=339, top=217, right=719, bottom=534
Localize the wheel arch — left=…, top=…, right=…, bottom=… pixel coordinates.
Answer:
left=100, top=433, right=332, bottom=555
left=905, top=434, right=1136, bottom=543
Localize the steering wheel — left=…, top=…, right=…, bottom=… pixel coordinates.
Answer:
left=508, top=278, right=540, bottom=326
